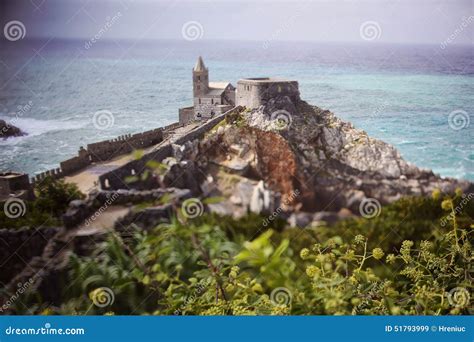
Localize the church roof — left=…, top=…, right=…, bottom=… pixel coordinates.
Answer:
left=209, top=82, right=231, bottom=89
left=194, top=56, right=207, bottom=72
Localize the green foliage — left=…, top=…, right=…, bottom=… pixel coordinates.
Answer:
left=0, top=177, right=84, bottom=229
left=9, top=194, right=473, bottom=315
left=34, top=177, right=85, bottom=217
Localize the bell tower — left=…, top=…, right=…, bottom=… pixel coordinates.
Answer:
left=193, top=56, right=209, bottom=97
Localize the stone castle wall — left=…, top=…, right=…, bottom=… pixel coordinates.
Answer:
left=0, top=173, right=32, bottom=200
left=236, top=78, right=300, bottom=109
left=31, top=125, right=178, bottom=184
left=179, top=107, right=195, bottom=126
left=99, top=106, right=242, bottom=191
left=87, top=128, right=163, bottom=162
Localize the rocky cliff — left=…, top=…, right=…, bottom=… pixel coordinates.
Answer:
left=164, top=95, right=472, bottom=225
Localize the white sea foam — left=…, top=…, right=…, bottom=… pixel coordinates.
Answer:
left=0, top=116, right=87, bottom=144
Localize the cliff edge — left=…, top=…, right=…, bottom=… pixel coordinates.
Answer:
left=166, top=95, right=472, bottom=224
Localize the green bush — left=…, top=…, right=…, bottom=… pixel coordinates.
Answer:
left=8, top=193, right=473, bottom=315
left=0, top=177, right=84, bottom=229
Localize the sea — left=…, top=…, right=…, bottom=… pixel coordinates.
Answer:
left=0, top=39, right=472, bottom=181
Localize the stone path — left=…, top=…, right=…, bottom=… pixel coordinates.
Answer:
left=64, top=123, right=201, bottom=193
left=76, top=205, right=130, bottom=234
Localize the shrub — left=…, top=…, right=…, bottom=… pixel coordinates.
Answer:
left=6, top=194, right=473, bottom=315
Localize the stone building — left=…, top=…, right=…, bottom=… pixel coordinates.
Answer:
left=179, top=57, right=235, bottom=125
left=0, top=172, right=34, bottom=201
left=179, top=58, right=300, bottom=125
left=236, top=77, right=299, bottom=109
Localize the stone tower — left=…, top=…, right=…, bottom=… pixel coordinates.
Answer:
left=193, top=56, right=209, bottom=97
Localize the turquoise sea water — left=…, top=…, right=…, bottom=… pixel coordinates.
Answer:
left=0, top=39, right=472, bottom=180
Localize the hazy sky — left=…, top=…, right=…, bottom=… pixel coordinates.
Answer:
left=0, top=0, right=473, bottom=44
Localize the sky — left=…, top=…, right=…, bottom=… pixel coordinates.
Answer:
left=0, top=0, right=473, bottom=45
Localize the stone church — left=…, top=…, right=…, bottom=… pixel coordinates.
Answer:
left=179, top=56, right=236, bottom=124
left=179, top=56, right=300, bottom=125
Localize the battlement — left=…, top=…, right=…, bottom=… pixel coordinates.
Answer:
left=0, top=172, right=34, bottom=200
left=30, top=123, right=181, bottom=185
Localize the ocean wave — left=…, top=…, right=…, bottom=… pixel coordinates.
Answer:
left=0, top=116, right=87, bottom=143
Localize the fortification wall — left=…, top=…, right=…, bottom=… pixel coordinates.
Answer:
left=60, top=148, right=91, bottom=175
left=87, top=128, right=164, bottom=162
left=98, top=107, right=242, bottom=191
left=236, top=79, right=300, bottom=108
left=31, top=124, right=177, bottom=185
left=179, top=107, right=195, bottom=126
left=31, top=168, right=64, bottom=184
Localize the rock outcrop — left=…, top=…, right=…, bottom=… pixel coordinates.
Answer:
left=0, top=120, right=25, bottom=139
left=170, top=95, right=472, bottom=224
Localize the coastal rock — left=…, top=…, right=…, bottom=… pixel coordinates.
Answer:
left=195, top=97, right=472, bottom=219
left=0, top=120, right=25, bottom=139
